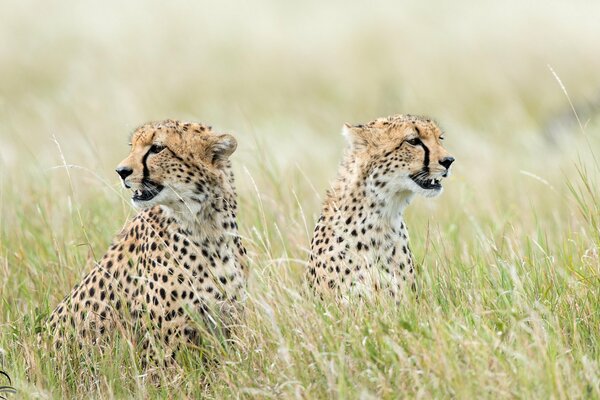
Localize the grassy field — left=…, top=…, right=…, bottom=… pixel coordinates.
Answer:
left=1, top=0, right=599, bottom=398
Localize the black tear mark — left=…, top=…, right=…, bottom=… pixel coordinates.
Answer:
left=141, top=148, right=152, bottom=179
left=141, top=146, right=174, bottom=179
left=416, top=142, right=430, bottom=172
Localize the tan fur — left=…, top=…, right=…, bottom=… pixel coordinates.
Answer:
left=307, top=114, right=453, bottom=300
left=47, top=120, right=247, bottom=366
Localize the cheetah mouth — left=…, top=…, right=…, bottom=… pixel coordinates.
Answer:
left=132, top=180, right=164, bottom=202
left=410, top=174, right=443, bottom=190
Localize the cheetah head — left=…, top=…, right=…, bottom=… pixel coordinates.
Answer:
left=343, top=114, right=454, bottom=200
left=115, top=120, right=237, bottom=211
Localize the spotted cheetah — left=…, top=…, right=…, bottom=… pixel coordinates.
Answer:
left=307, top=114, right=454, bottom=300
left=47, top=120, right=248, bottom=365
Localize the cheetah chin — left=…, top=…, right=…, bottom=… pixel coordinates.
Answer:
left=131, top=180, right=164, bottom=203
left=409, top=174, right=442, bottom=189
left=408, top=171, right=445, bottom=197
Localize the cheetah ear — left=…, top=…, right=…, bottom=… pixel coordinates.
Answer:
left=210, top=134, right=237, bottom=166
left=342, top=123, right=369, bottom=150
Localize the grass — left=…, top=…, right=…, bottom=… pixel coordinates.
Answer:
left=1, top=0, right=600, bottom=398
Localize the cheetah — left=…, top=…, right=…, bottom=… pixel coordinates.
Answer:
left=307, top=114, right=454, bottom=300
left=47, top=120, right=248, bottom=365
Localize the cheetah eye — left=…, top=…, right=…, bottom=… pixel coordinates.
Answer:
left=406, top=137, right=421, bottom=146
left=149, top=144, right=166, bottom=154
left=439, top=136, right=445, bottom=141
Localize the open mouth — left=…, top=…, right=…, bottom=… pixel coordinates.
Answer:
left=132, top=180, right=164, bottom=202
left=410, top=174, right=443, bottom=190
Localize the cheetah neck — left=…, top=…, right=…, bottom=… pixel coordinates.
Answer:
left=328, top=157, right=414, bottom=231
left=161, top=194, right=238, bottom=242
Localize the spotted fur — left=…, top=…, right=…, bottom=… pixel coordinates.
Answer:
left=307, top=114, right=454, bottom=300
left=47, top=120, right=248, bottom=365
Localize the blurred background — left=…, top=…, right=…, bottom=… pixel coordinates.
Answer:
left=1, top=1, right=600, bottom=397
left=1, top=0, right=599, bottom=266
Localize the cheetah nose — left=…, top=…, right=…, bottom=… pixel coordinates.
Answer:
left=439, top=156, right=455, bottom=169
left=116, top=166, right=133, bottom=180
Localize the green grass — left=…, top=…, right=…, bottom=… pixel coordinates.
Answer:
left=1, top=0, right=600, bottom=398
left=2, top=160, right=599, bottom=398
